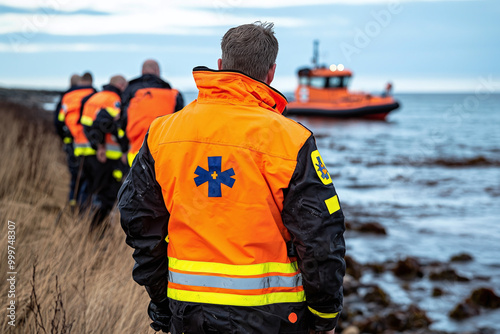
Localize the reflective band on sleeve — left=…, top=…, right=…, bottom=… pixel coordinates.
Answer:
left=105, top=106, right=120, bottom=118
left=74, top=145, right=96, bottom=157
left=168, top=288, right=305, bottom=307
left=112, top=169, right=123, bottom=182
left=169, top=270, right=302, bottom=290
left=80, top=115, right=94, bottom=126
left=106, top=151, right=122, bottom=160
left=325, top=195, right=340, bottom=215
left=307, top=306, right=339, bottom=319
left=169, top=257, right=299, bottom=276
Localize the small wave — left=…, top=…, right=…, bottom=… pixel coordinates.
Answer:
left=375, top=156, right=500, bottom=168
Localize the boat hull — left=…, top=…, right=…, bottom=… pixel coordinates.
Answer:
left=286, top=101, right=400, bottom=121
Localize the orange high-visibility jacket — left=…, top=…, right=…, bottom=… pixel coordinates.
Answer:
left=120, top=74, right=183, bottom=165
left=80, top=85, right=124, bottom=160
left=57, top=86, right=96, bottom=156
left=119, top=67, right=346, bottom=332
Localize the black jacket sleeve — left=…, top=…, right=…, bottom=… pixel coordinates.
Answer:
left=118, top=134, right=170, bottom=303
left=281, top=135, right=346, bottom=331
left=54, top=93, right=72, bottom=141
left=174, top=91, right=184, bottom=112
left=83, top=108, right=119, bottom=150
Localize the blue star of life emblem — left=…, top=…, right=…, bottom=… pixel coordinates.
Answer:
left=194, top=156, right=235, bottom=197
left=315, top=156, right=330, bottom=181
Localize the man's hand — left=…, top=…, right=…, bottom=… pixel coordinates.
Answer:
left=148, top=300, right=171, bottom=333
left=96, top=145, right=107, bottom=163
left=309, top=329, right=335, bottom=334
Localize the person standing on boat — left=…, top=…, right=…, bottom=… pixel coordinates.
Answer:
left=118, top=21, right=345, bottom=334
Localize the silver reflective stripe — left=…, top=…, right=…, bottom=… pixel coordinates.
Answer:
left=169, top=271, right=302, bottom=290
left=74, top=143, right=91, bottom=148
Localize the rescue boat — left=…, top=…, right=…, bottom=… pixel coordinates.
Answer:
left=286, top=42, right=400, bottom=121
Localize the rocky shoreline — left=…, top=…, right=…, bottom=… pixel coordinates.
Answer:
left=337, top=205, right=500, bottom=334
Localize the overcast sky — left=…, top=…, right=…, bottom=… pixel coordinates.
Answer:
left=1, top=0, right=499, bottom=93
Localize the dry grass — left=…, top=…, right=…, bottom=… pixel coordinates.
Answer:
left=0, top=101, right=156, bottom=333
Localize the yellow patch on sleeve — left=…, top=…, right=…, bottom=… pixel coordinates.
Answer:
left=325, top=195, right=340, bottom=215
left=311, top=150, right=332, bottom=185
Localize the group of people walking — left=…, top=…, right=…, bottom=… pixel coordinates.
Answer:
left=54, top=59, right=183, bottom=231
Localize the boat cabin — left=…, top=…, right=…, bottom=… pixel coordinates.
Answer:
left=295, top=66, right=353, bottom=103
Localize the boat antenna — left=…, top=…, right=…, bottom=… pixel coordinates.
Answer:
left=312, top=40, right=319, bottom=69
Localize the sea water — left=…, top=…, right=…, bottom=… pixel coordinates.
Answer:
left=291, top=93, right=500, bottom=332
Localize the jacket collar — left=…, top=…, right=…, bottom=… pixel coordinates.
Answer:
left=102, top=84, right=122, bottom=96
left=192, top=66, right=287, bottom=115
left=128, top=74, right=171, bottom=89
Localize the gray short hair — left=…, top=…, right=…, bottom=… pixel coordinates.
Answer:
left=221, top=21, right=278, bottom=81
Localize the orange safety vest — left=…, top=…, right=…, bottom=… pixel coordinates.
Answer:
left=147, top=69, right=311, bottom=307
left=58, top=87, right=95, bottom=156
left=126, top=87, right=179, bottom=165
left=80, top=90, right=123, bottom=160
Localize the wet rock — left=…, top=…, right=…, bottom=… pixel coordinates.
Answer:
left=432, top=287, right=445, bottom=297
left=357, top=222, right=387, bottom=235
left=345, top=255, right=363, bottom=280
left=343, top=274, right=360, bottom=296
left=341, top=325, right=360, bottom=334
left=386, top=305, right=432, bottom=330
left=449, top=299, right=481, bottom=319
left=357, top=305, right=431, bottom=333
left=392, top=257, right=423, bottom=280
left=363, top=286, right=391, bottom=307
left=365, top=262, right=386, bottom=274
left=450, top=253, right=473, bottom=262
left=470, top=287, right=500, bottom=308
left=429, top=268, right=469, bottom=282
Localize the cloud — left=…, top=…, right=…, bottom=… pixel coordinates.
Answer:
left=0, top=7, right=304, bottom=37
left=0, top=42, right=218, bottom=54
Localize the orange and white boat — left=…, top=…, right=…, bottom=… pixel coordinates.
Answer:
left=286, top=42, right=400, bottom=121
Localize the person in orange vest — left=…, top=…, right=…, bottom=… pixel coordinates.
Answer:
left=80, top=75, right=129, bottom=232
left=120, top=59, right=184, bottom=166
left=55, top=72, right=96, bottom=209
left=118, top=22, right=345, bottom=334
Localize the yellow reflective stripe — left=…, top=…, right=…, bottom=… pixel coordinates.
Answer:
left=106, top=151, right=122, bottom=160
left=105, top=106, right=120, bottom=118
left=325, top=195, right=340, bottom=215
left=127, top=151, right=138, bottom=167
left=80, top=115, right=94, bottom=126
left=169, top=257, right=298, bottom=276
left=168, top=288, right=305, bottom=307
left=74, top=146, right=96, bottom=157
left=117, top=128, right=125, bottom=138
left=165, top=235, right=170, bottom=243
left=58, top=111, right=65, bottom=122
left=307, top=306, right=339, bottom=319
left=63, top=137, right=73, bottom=144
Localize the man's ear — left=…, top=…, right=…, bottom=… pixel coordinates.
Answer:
left=265, top=64, right=277, bottom=85
left=217, top=58, right=223, bottom=70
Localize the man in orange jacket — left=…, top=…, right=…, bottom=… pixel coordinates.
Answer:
left=119, top=22, right=345, bottom=334
left=80, top=75, right=129, bottom=232
left=55, top=72, right=96, bottom=209
left=120, top=59, right=184, bottom=166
